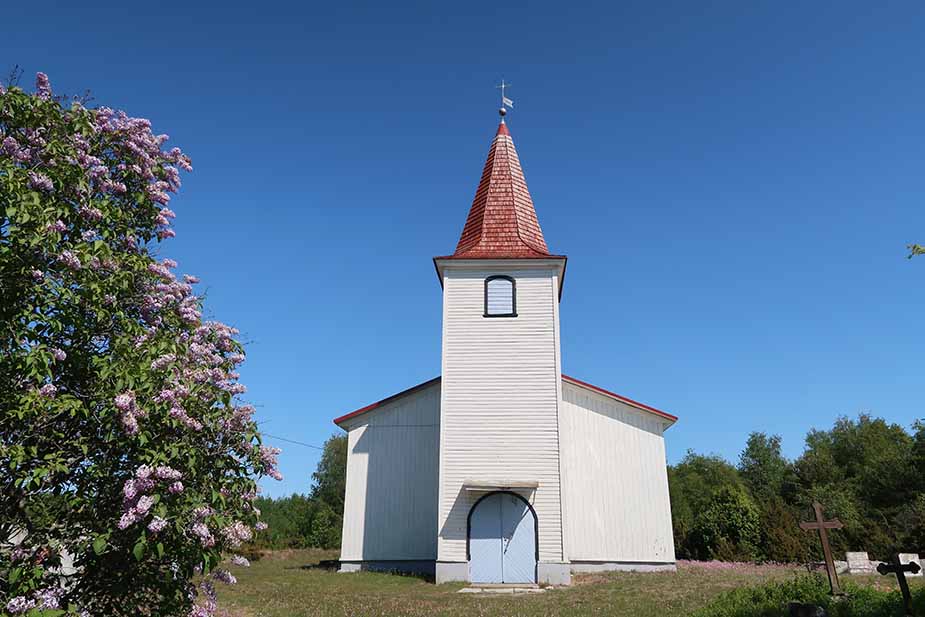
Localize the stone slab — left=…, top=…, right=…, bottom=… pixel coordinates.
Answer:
left=537, top=562, right=572, bottom=586
left=457, top=586, right=546, bottom=594
left=435, top=561, right=469, bottom=584
left=846, top=552, right=874, bottom=574
left=899, top=553, right=922, bottom=577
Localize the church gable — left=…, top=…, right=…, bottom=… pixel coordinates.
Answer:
left=334, top=377, right=440, bottom=430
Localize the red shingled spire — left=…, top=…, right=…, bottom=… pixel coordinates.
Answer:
left=451, top=121, right=551, bottom=258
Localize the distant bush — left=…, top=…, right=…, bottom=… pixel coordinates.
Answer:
left=693, top=574, right=925, bottom=617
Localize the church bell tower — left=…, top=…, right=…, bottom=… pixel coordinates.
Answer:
left=432, top=109, right=570, bottom=585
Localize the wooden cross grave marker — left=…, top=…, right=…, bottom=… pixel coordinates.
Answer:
left=799, top=501, right=844, bottom=595
left=877, top=554, right=921, bottom=617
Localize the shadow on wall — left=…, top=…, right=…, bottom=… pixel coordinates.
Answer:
left=439, top=488, right=475, bottom=550
left=351, top=418, right=439, bottom=563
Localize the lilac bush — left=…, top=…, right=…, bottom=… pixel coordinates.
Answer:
left=0, top=73, right=279, bottom=616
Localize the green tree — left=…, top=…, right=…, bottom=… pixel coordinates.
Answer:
left=793, top=415, right=916, bottom=559
left=738, top=433, right=792, bottom=502
left=310, top=434, right=347, bottom=515
left=668, top=452, right=746, bottom=558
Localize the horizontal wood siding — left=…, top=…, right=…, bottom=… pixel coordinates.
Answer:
left=438, top=268, right=563, bottom=563
left=339, top=382, right=440, bottom=562
left=559, top=381, right=676, bottom=563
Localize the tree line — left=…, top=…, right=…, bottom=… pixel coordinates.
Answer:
left=670, top=415, right=925, bottom=562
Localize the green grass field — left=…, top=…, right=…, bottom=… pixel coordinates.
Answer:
left=216, top=549, right=920, bottom=617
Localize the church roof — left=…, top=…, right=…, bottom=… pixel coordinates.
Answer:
left=332, top=375, right=677, bottom=427
left=439, top=121, right=558, bottom=260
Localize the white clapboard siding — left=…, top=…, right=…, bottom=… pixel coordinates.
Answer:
left=559, top=380, right=676, bottom=563
left=339, top=381, right=441, bottom=562
left=438, top=267, right=563, bottom=563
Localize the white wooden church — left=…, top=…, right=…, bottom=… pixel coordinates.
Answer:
left=334, top=111, right=677, bottom=585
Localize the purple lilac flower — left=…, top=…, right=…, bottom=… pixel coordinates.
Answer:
left=79, top=205, right=103, bottom=221
left=123, top=479, right=139, bottom=500
left=46, top=220, right=66, bottom=233
left=211, top=569, right=237, bottom=585
left=28, top=171, right=54, bottom=192
left=34, top=587, right=61, bottom=610
left=254, top=522, right=268, bottom=532
left=57, top=251, right=81, bottom=269
left=38, top=384, right=57, bottom=398
left=151, top=354, right=176, bottom=370
left=154, top=465, right=182, bottom=481
left=168, top=481, right=184, bottom=494
left=158, top=228, right=177, bottom=239
left=147, top=517, right=168, bottom=533
left=114, top=391, right=136, bottom=411
left=51, top=348, right=66, bottom=361
left=191, top=522, right=215, bottom=547
left=31, top=269, right=43, bottom=281
left=2, top=136, right=30, bottom=162
left=5, top=596, right=36, bottom=614
left=35, top=72, right=52, bottom=99
left=81, top=229, right=96, bottom=241
left=117, top=511, right=139, bottom=530
left=170, top=406, right=203, bottom=431
left=135, top=495, right=155, bottom=515
left=221, top=521, right=252, bottom=548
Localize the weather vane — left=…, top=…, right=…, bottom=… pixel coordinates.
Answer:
left=496, top=79, right=514, bottom=120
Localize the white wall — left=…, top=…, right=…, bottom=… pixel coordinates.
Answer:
left=339, top=381, right=440, bottom=562
left=559, top=380, right=676, bottom=563
left=438, top=266, right=564, bottom=564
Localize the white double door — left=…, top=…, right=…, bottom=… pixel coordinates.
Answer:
left=469, top=492, right=537, bottom=584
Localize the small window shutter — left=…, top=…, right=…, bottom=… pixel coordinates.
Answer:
left=486, top=277, right=514, bottom=315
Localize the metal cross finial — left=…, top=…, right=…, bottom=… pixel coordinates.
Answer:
left=496, top=79, right=513, bottom=120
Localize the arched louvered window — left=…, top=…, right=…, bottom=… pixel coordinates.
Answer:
left=484, top=276, right=516, bottom=317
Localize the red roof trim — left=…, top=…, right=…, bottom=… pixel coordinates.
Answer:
left=562, top=374, right=678, bottom=424
left=333, top=377, right=441, bottom=426
left=332, top=374, right=677, bottom=427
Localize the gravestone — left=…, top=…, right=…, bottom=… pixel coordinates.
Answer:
left=898, top=554, right=922, bottom=577
left=846, top=552, right=874, bottom=574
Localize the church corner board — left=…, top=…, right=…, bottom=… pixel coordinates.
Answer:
left=332, top=108, right=678, bottom=585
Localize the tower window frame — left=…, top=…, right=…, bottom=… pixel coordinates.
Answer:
left=484, top=275, right=517, bottom=318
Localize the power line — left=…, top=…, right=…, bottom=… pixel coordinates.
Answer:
left=260, top=432, right=325, bottom=450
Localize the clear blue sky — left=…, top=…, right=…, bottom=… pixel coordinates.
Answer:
left=6, top=1, right=924, bottom=497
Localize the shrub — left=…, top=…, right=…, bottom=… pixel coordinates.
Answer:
left=689, top=486, right=762, bottom=561
left=0, top=73, right=280, bottom=616
left=693, top=573, right=925, bottom=617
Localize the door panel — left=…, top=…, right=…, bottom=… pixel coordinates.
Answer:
left=469, top=493, right=537, bottom=584
left=469, top=493, right=503, bottom=583
left=501, top=494, right=537, bottom=583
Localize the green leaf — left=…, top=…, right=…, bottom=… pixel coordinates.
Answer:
left=9, top=566, right=21, bottom=584
left=92, top=536, right=107, bottom=555
left=156, top=542, right=164, bottom=558
left=133, top=540, right=146, bottom=561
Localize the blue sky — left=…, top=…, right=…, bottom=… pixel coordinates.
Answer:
left=5, top=1, right=924, bottom=497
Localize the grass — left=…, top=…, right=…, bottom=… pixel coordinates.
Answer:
left=217, top=550, right=923, bottom=617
